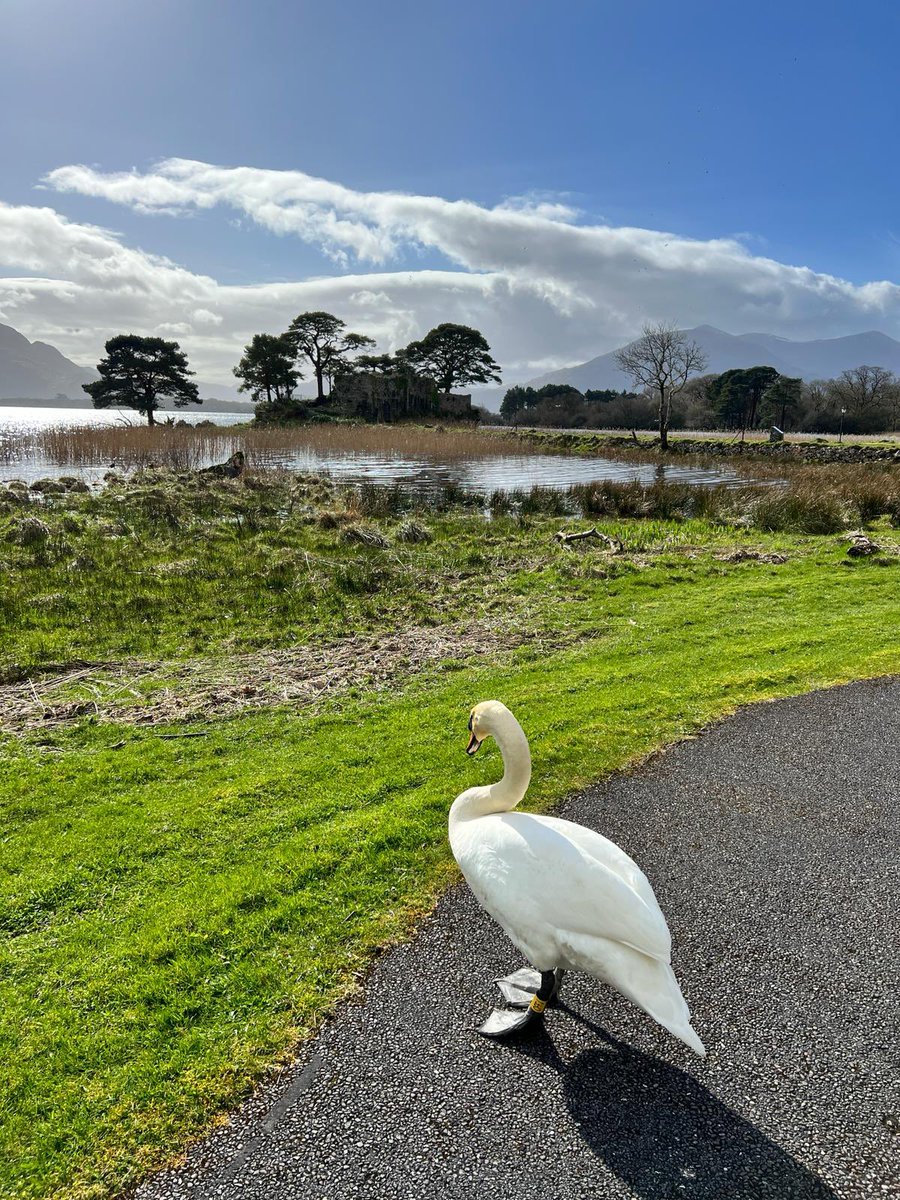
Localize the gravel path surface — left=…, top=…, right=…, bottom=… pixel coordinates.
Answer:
left=136, top=678, right=899, bottom=1200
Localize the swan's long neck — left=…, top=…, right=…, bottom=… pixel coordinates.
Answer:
left=451, top=711, right=532, bottom=821
left=489, top=713, right=531, bottom=811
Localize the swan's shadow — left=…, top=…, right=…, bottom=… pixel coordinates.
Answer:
left=505, top=1008, right=836, bottom=1200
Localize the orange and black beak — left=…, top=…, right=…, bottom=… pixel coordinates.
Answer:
left=466, top=713, right=482, bottom=755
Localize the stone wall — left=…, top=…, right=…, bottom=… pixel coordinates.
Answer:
left=512, top=429, right=900, bottom=464
left=436, top=392, right=475, bottom=420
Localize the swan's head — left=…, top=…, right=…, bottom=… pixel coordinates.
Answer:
left=466, top=700, right=512, bottom=755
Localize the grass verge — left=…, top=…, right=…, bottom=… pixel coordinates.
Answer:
left=1, top=527, right=898, bottom=1198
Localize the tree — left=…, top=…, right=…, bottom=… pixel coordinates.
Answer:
left=500, top=385, right=532, bottom=422
left=613, top=323, right=707, bottom=449
left=233, top=333, right=300, bottom=410
left=349, top=353, right=398, bottom=375
left=761, top=375, right=802, bottom=430
left=83, top=334, right=200, bottom=426
left=710, top=365, right=780, bottom=433
left=827, top=364, right=898, bottom=419
left=286, top=312, right=374, bottom=402
left=404, top=323, right=501, bottom=393
left=583, top=388, right=622, bottom=405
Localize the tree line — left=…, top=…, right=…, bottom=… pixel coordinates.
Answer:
left=83, top=318, right=900, bottom=437
left=83, top=316, right=501, bottom=425
left=500, top=323, right=900, bottom=442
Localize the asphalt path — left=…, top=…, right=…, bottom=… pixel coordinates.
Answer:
left=136, top=678, right=899, bottom=1200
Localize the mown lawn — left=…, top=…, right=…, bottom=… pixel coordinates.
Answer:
left=1, top=509, right=898, bottom=1199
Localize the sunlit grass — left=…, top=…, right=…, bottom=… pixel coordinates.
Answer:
left=1, top=542, right=898, bottom=1199
left=2, top=470, right=898, bottom=681
left=1, top=468, right=899, bottom=1199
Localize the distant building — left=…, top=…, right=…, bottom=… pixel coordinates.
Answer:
left=331, top=370, right=475, bottom=422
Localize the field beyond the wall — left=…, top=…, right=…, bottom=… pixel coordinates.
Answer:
left=1, top=466, right=898, bottom=1200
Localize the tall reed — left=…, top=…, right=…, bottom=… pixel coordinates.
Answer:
left=6, top=422, right=528, bottom=471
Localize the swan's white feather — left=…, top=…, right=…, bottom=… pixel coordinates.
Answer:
left=452, top=812, right=672, bottom=963
left=449, top=701, right=705, bottom=1057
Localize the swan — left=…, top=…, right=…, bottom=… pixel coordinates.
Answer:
left=448, top=700, right=705, bottom=1055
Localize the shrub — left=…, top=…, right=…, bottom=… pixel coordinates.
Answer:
left=853, top=484, right=898, bottom=525
left=395, top=520, right=432, bottom=544
left=341, top=524, right=390, bottom=548
left=517, top=486, right=574, bottom=516
left=6, top=517, right=51, bottom=546
left=752, top=490, right=847, bottom=534
left=351, top=483, right=409, bottom=518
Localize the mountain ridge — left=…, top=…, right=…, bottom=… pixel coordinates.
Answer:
left=475, top=326, right=900, bottom=410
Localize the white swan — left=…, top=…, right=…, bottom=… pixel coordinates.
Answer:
left=449, top=700, right=705, bottom=1055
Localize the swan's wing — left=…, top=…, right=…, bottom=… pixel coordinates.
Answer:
left=529, top=814, right=662, bottom=914
left=464, top=813, right=672, bottom=963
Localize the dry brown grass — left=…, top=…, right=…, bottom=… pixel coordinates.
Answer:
left=0, top=620, right=553, bottom=732
left=2, top=421, right=524, bottom=471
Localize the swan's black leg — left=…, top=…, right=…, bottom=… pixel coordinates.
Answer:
left=478, top=969, right=561, bottom=1038
left=496, top=966, right=565, bottom=1008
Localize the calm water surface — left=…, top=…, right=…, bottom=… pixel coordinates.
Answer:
left=0, top=406, right=753, bottom=492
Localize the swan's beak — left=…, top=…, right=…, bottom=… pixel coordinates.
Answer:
left=466, top=712, right=483, bottom=755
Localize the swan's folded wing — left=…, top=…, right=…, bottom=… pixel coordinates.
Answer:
left=471, top=814, right=673, bottom=963
left=530, top=814, right=663, bottom=914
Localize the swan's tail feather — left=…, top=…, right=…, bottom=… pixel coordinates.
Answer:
left=563, top=934, right=706, bottom=1057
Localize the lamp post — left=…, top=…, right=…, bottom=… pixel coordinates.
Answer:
left=838, top=407, right=847, bottom=444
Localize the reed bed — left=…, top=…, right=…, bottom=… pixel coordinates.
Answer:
left=2, top=419, right=897, bottom=534
left=1, top=421, right=527, bottom=471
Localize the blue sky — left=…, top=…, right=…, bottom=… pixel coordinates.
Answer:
left=1, top=0, right=899, bottom=385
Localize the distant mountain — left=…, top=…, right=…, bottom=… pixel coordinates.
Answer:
left=529, top=325, right=900, bottom=391
left=0, top=322, right=100, bottom=400
left=0, top=322, right=248, bottom=408
left=476, top=326, right=900, bottom=410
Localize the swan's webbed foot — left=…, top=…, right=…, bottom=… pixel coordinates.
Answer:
left=477, top=1005, right=539, bottom=1037
left=495, top=966, right=565, bottom=1009
left=477, top=969, right=562, bottom=1039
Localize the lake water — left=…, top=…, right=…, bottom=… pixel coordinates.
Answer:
left=0, top=406, right=754, bottom=493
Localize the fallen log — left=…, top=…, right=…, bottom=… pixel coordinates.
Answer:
left=554, top=526, right=624, bottom=552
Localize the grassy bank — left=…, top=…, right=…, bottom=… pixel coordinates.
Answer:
left=1, top=472, right=899, bottom=1199
left=505, top=425, right=900, bottom=463
left=2, top=468, right=898, bottom=680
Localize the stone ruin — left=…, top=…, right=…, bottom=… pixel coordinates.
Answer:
left=331, top=370, right=475, bottom=422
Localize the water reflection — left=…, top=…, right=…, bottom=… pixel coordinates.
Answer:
left=0, top=407, right=755, bottom=494
left=2, top=446, right=754, bottom=493
left=249, top=448, right=750, bottom=492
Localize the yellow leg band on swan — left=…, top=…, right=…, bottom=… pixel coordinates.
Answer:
left=529, top=995, right=547, bottom=1015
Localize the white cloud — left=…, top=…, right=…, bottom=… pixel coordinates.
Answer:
left=0, top=160, right=896, bottom=389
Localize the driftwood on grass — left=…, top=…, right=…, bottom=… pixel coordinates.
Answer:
left=554, top=526, right=624, bottom=552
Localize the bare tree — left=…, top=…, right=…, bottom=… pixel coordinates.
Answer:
left=826, top=364, right=898, bottom=418
left=614, top=323, right=708, bottom=449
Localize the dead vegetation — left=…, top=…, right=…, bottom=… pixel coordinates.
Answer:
left=1, top=421, right=523, bottom=472
left=0, top=622, right=551, bottom=733
left=715, top=549, right=789, bottom=564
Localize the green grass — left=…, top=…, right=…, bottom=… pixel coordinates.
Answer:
left=1, top=516, right=899, bottom=1199
left=3, top=468, right=897, bottom=680
left=0, top=474, right=746, bottom=676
